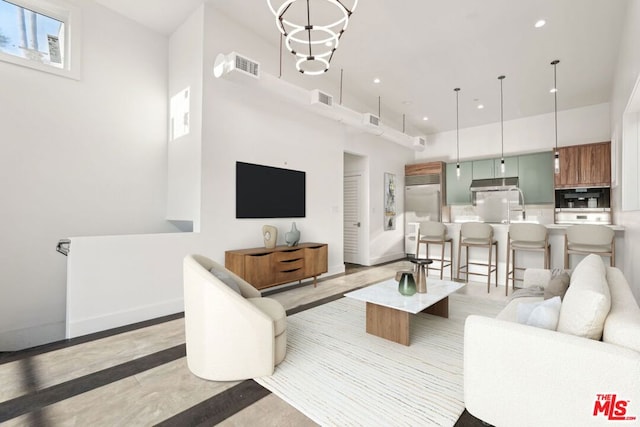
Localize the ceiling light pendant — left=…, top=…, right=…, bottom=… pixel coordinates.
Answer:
left=498, top=75, right=506, bottom=175
left=552, top=60, right=560, bottom=174
left=454, top=88, right=461, bottom=179
left=266, top=0, right=358, bottom=75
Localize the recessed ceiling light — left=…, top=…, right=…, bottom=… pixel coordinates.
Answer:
left=373, top=78, right=381, bottom=84
left=535, top=19, right=546, bottom=28
left=422, top=116, right=429, bottom=121
left=477, top=104, right=485, bottom=109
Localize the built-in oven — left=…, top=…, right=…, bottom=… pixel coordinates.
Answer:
left=554, top=187, right=611, bottom=224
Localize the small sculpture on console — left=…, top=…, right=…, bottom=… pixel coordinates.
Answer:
left=262, top=225, right=277, bottom=249
left=285, top=222, right=300, bottom=247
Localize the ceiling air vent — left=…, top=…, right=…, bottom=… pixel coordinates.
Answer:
left=310, top=89, right=333, bottom=107
left=363, top=113, right=380, bottom=127
left=213, top=52, right=260, bottom=80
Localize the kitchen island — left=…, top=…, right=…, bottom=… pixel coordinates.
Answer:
left=411, top=222, right=624, bottom=291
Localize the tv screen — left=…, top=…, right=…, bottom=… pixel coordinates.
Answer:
left=236, top=161, right=306, bottom=218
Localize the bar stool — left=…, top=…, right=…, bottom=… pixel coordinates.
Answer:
left=457, top=222, right=498, bottom=293
left=506, top=223, right=550, bottom=296
left=564, top=224, right=615, bottom=269
left=415, top=221, right=453, bottom=280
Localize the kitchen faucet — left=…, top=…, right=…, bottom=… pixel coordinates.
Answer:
left=507, top=187, right=526, bottom=223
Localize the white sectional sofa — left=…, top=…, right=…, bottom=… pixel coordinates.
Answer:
left=464, top=254, right=640, bottom=427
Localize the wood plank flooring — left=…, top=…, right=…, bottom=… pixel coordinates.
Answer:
left=0, top=259, right=502, bottom=426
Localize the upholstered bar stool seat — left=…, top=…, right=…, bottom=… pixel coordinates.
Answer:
left=457, top=222, right=498, bottom=293
left=564, top=224, right=615, bottom=269
left=416, top=221, right=453, bottom=280
left=506, top=223, right=550, bottom=296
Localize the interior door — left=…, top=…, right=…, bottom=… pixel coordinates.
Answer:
left=344, top=174, right=362, bottom=264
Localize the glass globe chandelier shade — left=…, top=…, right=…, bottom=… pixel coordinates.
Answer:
left=266, top=0, right=358, bottom=74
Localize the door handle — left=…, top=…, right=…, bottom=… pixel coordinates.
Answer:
left=353, top=222, right=361, bottom=227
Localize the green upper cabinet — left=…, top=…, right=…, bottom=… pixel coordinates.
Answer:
left=471, top=159, right=495, bottom=179
left=518, top=151, right=554, bottom=204
left=446, top=161, right=473, bottom=205
left=471, top=157, right=518, bottom=179
left=494, top=156, right=519, bottom=178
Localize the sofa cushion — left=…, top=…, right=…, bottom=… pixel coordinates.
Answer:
left=544, top=272, right=570, bottom=300
left=557, top=254, right=611, bottom=340
left=497, top=296, right=543, bottom=322
left=209, top=266, right=242, bottom=294
left=516, top=296, right=562, bottom=330
left=602, top=267, right=640, bottom=353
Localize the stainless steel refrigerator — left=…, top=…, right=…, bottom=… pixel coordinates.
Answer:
left=404, top=174, right=441, bottom=256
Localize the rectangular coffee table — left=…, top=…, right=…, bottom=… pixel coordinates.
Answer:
left=344, top=278, right=465, bottom=345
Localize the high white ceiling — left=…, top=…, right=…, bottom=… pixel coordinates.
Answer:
left=96, top=0, right=630, bottom=135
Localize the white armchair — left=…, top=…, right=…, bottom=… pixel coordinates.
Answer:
left=183, top=254, right=287, bottom=381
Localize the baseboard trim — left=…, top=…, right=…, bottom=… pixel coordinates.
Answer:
left=66, top=298, right=184, bottom=339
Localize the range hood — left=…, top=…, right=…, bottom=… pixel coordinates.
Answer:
left=470, top=177, right=519, bottom=192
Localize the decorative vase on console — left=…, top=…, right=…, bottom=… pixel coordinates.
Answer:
left=262, top=225, right=277, bottom=249
left=285, top=222, right=300, bottom=247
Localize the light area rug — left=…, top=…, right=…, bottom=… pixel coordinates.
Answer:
left=254, top=293, right=506, bottom=427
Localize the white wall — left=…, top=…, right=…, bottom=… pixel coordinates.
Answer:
left=610, top=0, right=640, bottom=301
left=60, top=4, right=417, bottom=342
left=166, top=6, right=203, bottom=229
left=419, top=103, right=610, bottom=162
left=0, top=2, right=177, bottom=350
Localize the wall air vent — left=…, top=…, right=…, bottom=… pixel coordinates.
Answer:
left=413, top=136, right=426, bottom=148
left=310, top=89, right=333, bottom=107
left=363, top=113, right=380, bottom=127
left=213, top=52, right=260, bottom=80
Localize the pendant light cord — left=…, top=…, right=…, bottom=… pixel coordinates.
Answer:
left=554, top=61, right=558, bottom=152
left=455, top=88, right=460, bottom=164
left=499, top=75, right=505, bottom=160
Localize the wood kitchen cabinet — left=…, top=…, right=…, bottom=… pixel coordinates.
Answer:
left=554, top=141, right=611, bottom=188
left=405, top=161, right=444, bottom=176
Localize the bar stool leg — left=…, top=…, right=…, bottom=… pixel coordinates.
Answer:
left=487, top=243, right=492, bottom=293
left=439, top=241, right=445, bottom=279
left=504, top=237, right=511, bottom=289
left=494, top=242, right=498, bottom=289
left=457, top=233, right=462, bottom=281
left=448, top=241, right=454, bottom=279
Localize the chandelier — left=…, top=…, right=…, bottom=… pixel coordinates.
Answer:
left=266, top=0, right=358, bottom=75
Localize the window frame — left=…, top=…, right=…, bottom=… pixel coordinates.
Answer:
left=0, top=0, right=81, bottom=80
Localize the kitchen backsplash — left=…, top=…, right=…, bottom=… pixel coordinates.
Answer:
left=449, top=204, right=555, bottom=224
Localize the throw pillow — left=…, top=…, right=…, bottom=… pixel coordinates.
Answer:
left=544, top=272, right=570, bottom=300
left=516, top=296, right=562, bottom=330
left=557, top=254, right=611, bottom=340
left=209, top=267, right=242, bottom=295
left=509, top=286, right=544, bottom=302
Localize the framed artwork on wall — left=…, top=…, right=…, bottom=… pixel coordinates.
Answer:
left=384, top=172, right=396, bottom=230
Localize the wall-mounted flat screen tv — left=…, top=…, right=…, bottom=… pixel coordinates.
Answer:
left=236, top=161, right=306, bottom=218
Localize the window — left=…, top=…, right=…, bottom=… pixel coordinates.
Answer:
left=170, top=87, right=190, bottom=141
left=0, top=0, right=80, bottom=79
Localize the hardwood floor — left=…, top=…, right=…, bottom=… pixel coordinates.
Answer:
left=0, top=259, right=502, bottom=426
